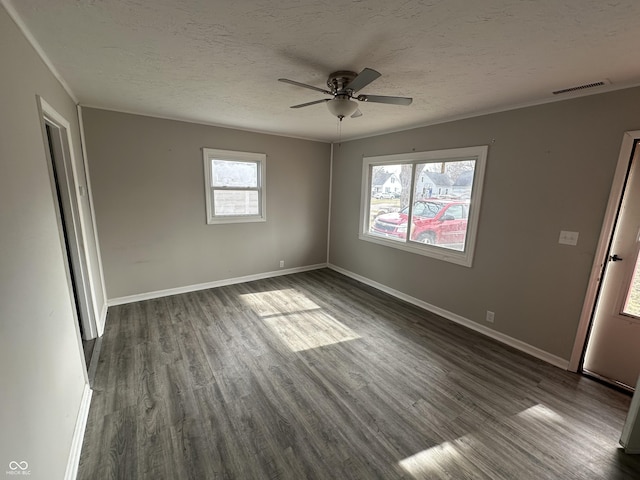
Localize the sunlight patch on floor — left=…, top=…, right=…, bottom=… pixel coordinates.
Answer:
left=399, top=403, right=564, bottom=478
left=263, top=311, right=361, bottom=352
left=399, top=439, right=465, bottom=477
left=239, top=289, right=361, bottom=352
left=516, top=403, right=564, bottom=423
left=239, top=288, right=320, bottom=316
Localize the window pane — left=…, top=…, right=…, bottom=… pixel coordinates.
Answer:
left=213, top=190, right=259, bottom=216
left=212, top=160, right=258, bottom=187
left=410, top=160, right=475, bottom=251
left=368, top=164, right=411, bottom=241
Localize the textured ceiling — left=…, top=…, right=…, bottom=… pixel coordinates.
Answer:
left=6, top=0, right=640, bottom=142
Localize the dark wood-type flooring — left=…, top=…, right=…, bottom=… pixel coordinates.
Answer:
left=78, top=268, right=640, bottom=479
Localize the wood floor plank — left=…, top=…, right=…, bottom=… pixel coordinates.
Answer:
left=78, top=269, right=640, bottom=479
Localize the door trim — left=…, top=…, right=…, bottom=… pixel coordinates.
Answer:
left=569, top=130, right=640, bottom=372
left=77, top=105, right=107, bottom=336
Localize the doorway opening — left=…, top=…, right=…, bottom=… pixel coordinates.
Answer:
left=570, top=131, right=640, bottom=391
left=40, top=98, right=97, bottom=371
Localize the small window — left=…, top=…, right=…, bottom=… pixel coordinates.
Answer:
left=360, top=146, right=487, bottom=267
left=203, top=148, right=266, bottom=224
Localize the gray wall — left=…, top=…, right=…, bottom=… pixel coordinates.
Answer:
left=82, top=108, right=331, bottom=299
left=0, top=5, right=95, bottom=479
left=330, top=87, right=640, bottom=361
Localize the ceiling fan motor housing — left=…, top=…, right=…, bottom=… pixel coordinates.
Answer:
left=327, top=71, right=358, bottom=94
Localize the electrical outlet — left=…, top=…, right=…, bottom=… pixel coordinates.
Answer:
left=279, top=260, right=284, bottom=268
left=486, top=311, right=495, bottom=323
left=558, top=230, right=579, bottom=246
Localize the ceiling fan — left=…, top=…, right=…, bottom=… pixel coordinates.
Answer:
left=278, top=68, right=412, bottom=120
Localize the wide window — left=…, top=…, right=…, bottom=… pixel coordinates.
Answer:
left=203, top=148, right=266, bottom=224
left=359, top=146, right=487, bottom=266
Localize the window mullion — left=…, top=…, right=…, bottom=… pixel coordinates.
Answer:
left=405, top=162, right=417, bottom=244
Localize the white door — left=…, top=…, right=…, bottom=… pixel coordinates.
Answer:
left=583, top=143, right=640, bottom=389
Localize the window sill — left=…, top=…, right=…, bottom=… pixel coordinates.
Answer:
left=358, top=232, right=473, bottom=267
left=207, top=216, right=266, bottom=225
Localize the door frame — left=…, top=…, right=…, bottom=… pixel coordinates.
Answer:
left=37, top=96, right=99, bottom=341
left=569, top=130, right=640, bottom=372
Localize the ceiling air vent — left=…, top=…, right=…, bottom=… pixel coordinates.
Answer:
left=552, top=80, right=610, bottom=95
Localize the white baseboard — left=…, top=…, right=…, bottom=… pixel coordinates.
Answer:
left=96, top=302, right=107, bottom=336
left=64, top=383, right=92, bottom=480
left=328, top=264, right=569, bottom=370
left=107, top=263, right=328, bottom=306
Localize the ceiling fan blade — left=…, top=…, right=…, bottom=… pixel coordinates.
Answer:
left=290, top=99, right=329, bottom=109
left=351, top=108, right=363, bottom=118
left=344, top=68, right=381, bottom=93
left=278, top=78, right=331, bottom=95
left=357, top=94, right=413, bottom=106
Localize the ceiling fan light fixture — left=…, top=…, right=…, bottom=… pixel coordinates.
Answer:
left=326, top=96, right=358, bottom=119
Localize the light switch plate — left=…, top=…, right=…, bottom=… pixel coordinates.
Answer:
left=559, top=230, right=579, bottom=246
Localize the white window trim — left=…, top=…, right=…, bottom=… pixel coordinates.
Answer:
left=203, top=148, right=266, bottom=224
left=359, top=145, right=488, bottom=267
